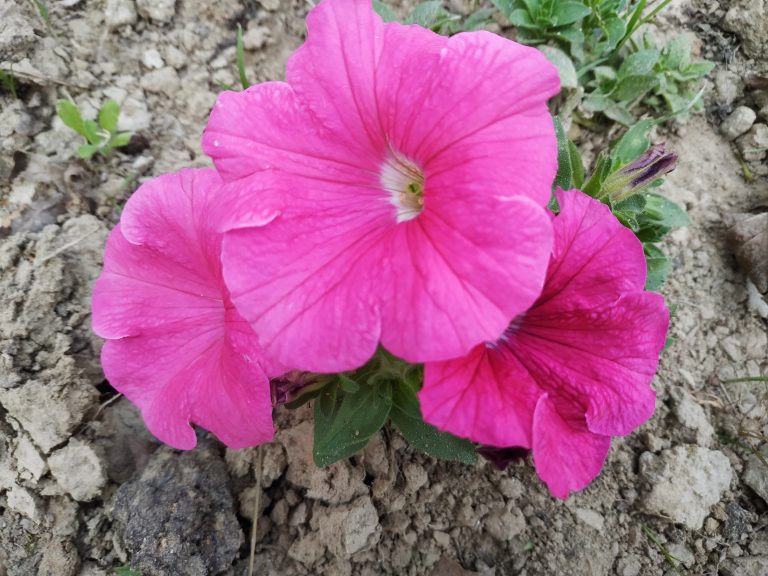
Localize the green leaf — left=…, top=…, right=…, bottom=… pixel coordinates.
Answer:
left=539, top=46, right=577, bottom=89
left=614, top=193, right=647, bottom=215
left=313, top=380, right=392, bottom=467
left=83, top=119, right=102, bottom=145
left=602, top=17, right=627, bottom=52
left=553, top=116, right=584, bottom=190
left=236, top=24, right=249, bottom=90
left=644, top=243, right=671, bottom=291
left=98, top=99, right=120, bottom=133
left=56, top=100, right=87, bottom=137
left=508, top=8, right=537, bottom=28
left=77, top=143, right=100, bottom=159
left=372, top=0, right=398, bottom=21
left=582, top=153, right=612, bottom=198
left=602, top=100, right=636, bottom=126
left=114, top=568, right=142, bottom=576
left=110, top=131, right=133, bottom=148
left=612, top=74, right=659, bottom=102
left=583, top=92, right=610, bottom=112
left=664, top=36, right=689, bottom=70
left=551, top=1, right=591, bottom=26
left=390, top=379, right=477, bottom=464
left=463, top=8, right=495, bottom=30
left=338, top=374, right=360, bottom=394
left=611, top=118, right=655, bottom=166
left=639, top=193, right=688, bottom=227
left=682, top=61, right=715, bottom=78
left=406, top=1, right=445, bottom=27
left=618, top=49, right=660, bottom=77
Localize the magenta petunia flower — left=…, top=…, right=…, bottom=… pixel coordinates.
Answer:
left=91, top=169, right=279, bottom=450
left=202, top=0, right=561, bottom=372
left=419, top=190, right=670, bottom=498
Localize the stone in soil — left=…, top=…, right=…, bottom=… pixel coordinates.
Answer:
left=721, top=106, right=757, bottom=140
left=671, top=388, right=714, bottom=447
left=742, top=444, right=768, bottom=504
left=726, top=212, right=768, bottom=293
left=47, top=438, right=107, bottom=502
left=723, top=0, right=768, bottom=59
left=110, top=442, right=243, bottom=576
left=319, top=495, right=381, bottom=558
left=639, top=445, right=732, bottom=530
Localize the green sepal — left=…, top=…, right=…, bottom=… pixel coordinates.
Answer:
left=390, top=378, right=477, bottom=465
left=313, top=379, right=393, bottom=467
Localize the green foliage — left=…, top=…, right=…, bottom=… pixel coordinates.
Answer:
left=374, top=1, right=495, bottom=34
left=555, top=116, right=687, bottom=290
left=390, top=376, right=477, bottom=464
left=491, top=0, right=712, bottom=123
left=56, top=99, right=133, bottom=159
left=0, top=69, right=17, bottom=99
left=114, top=568, right=142, bottom=576
left=311, top=349, right=477, bottom=467
left=236, top=24, right=249, bottom=90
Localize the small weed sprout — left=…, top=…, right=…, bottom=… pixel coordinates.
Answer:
left=114, top=567, right=141, bottom=576
left=0, top=68, right=17, bottom=99
left=56, top=99, right=133, bottom=159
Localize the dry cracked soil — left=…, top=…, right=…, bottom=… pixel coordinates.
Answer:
left=0, top=0, right=767, bottom=575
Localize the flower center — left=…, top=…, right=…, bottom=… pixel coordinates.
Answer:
left=380, top=152, right=425, bottom=223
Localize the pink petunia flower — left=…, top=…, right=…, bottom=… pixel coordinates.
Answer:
left=419, top=190, right=670, bottom=498
left=91, top=169, right=279, bottom=450
left=202, top=0, right=561, bottom=373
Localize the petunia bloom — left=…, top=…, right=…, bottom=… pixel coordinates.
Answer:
left=419, top=190, right=670, bottom=498
left=202, top=0, right=561, bottom=373
left=91, top=169, right=278, bottom=450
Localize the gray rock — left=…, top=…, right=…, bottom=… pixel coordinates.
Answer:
left=724, top=502, right=753, bottom=543
left=720, top=557, right=768, bottom=576
left=736, top=124, right=768, bottom=165
left=671, top=388, right=714, bottom=447
left=139, top=67, right=180, bottom=97
left=319, top=496, right=381, bottom=558
left=136, top=0, right=175, bottom=23
left=111, top=443, right=243, bottom=576
left=723, top=0, right=768, bottom=59
left=105, top=0, right=137, bottom=29
left=48, top=438, right=107, bottom=502
left=722, top=106, right=757, bottom=140
left=484, top=507, right=526, bottom=541
left=37, top=539, right=79, bottom=576
left=640, top=446, right=732, bottom=529
left=7, top=485, right=42, bottom=522
left=714, top=70, right=743, bottom=106
left=743, top=444, right=768, bottom=504
left=14, top=433, right=47, bottom=481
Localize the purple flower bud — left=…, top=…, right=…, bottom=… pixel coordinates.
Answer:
left=623, top=145, right=678, bottom=189
left=477, top=445, right=530, bottom=471
left=603, top=144, right=679, bottom=202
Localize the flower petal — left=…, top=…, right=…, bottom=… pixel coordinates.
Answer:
left=92, top=225, right=223, bottom=340
left=380, top=195, right=552, bottom=362
left=516, top=292, right=667, bottom=436
left=532, top=394, right=611, bottom=499
left=222, top=210, right=385, bottom=373
left=102, top=322, right=273, bottom=450
left=539, top=189, right=648, bottom=310
left=93, top=169, right=276, bottom=450
left=514, top=190, right=670, bottom=435
left=420, top=345, right=539, bottom=447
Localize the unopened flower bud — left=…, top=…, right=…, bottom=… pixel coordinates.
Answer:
left=602, top=145, right=678, bottom=202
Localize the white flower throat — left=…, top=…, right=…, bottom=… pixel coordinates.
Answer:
left=380, top=152, right=425, bottom=223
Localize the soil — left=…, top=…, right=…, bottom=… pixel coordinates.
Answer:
left=1, top=0, right=767, bottom=575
